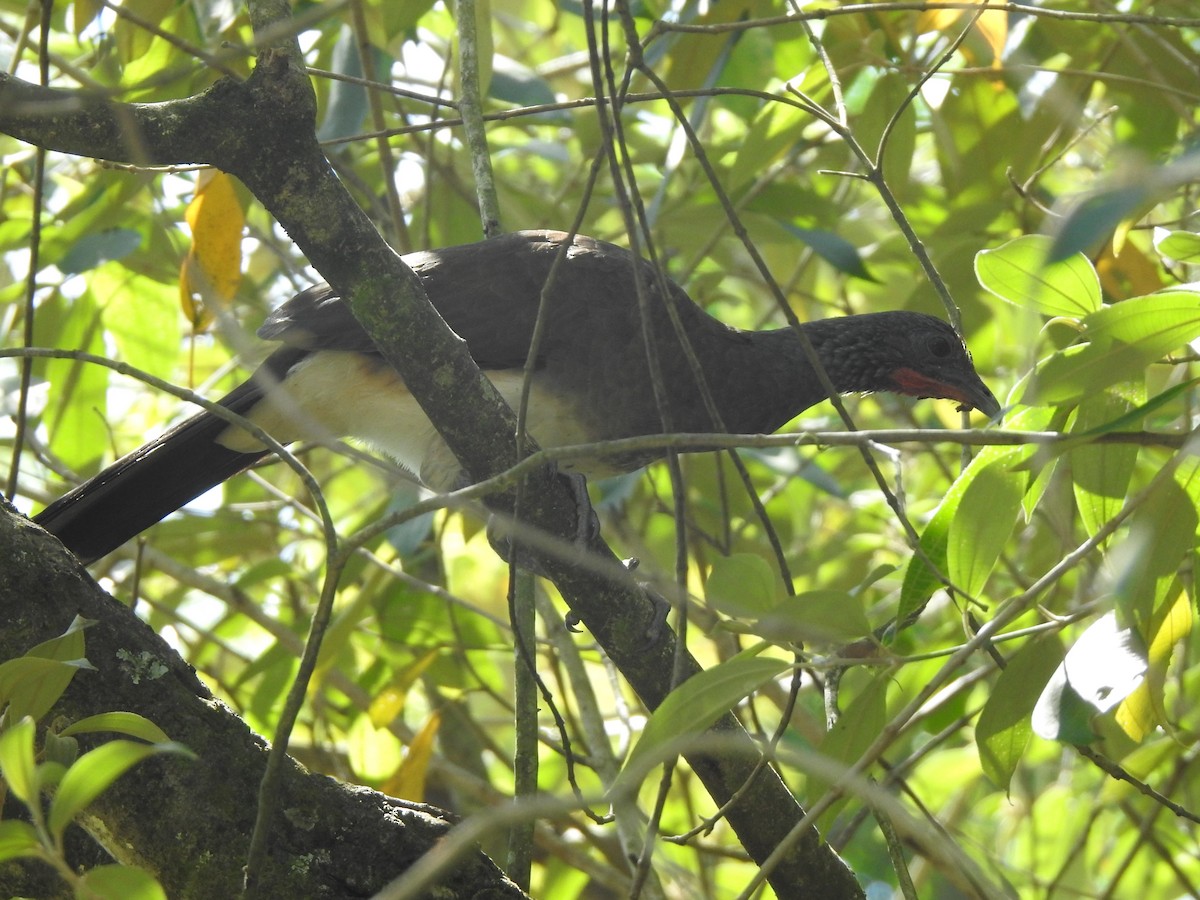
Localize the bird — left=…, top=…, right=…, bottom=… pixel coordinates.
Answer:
left=34, top=230, right=1000, bottom=565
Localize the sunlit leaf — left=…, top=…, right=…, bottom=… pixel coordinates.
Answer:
left=947, top=460, right=1025, bottom=596
left=615, top=652, right=790, bottom=794
left=180, top=171, right=244, bottom=331
left=1069, top=391, right=1140, bottom=540
left=346, top=714, right=403, bottom=783
left=809, top=672, right=888, bottom=827
left=0, top=718, right=39, bottom=807
left=1116, top=478, right=1197, bottom=629
left=40, top=292, right=109, bottom=471
left=1153, top=227, right=1200, bottom=263
left=26, top=615, right=94, bottom=662
left=1026, top=292, right=1200, bottom=405
left=368, top=651, right=439, bottom=728
left=60, top=712, right=171, bottom=745
left=48, top=740, right=194, bottom=839
left=383, top=711, right=441, bottom=802
left=1083, top=288, right=1200, bottom=352
left=1032, top=614, right=1147, bottom=744
left=1116, top=583, right=1193, bottom=742
left=1075, top=379, right=1198, bottom=436
left=899, top=446, right=1028, bottom=627
left=0, top=657, right=94, bottom=725
left=99, top=270, right=182, bottom=378
left=732, top=104, right=810, bottom=191
left=77, top=863, right=167, bottom=900
left=72, top=0, right=103, bottom=35
left=975, top=235, right=1100, bottom=317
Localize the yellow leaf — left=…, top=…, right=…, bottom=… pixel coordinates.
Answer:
left=73, top=0, right=103, bottom=35
left=382, top=711, right=441, bottom=801
left=916, top=2, right=1005, bottom=68
left=916, top=7, right=963, bottom=33
left=368, top=651, right=439, bottom=727
left=180, top=171, right=244, bottom=333
left=1116, top=584, right=1193, bottom=741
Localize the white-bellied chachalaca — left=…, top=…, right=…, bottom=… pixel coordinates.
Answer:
left=34, top=230, right=1000, bottom=564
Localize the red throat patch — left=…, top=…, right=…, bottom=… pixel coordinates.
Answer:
left=891, top=367, right=972, bottom=406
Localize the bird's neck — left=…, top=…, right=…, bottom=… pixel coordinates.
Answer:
left=713, top=322, right=877, bottom=434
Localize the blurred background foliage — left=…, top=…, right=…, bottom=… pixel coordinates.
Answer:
left=2, top=1, right=1200, bottom=897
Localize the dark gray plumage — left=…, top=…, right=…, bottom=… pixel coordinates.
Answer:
left=35, top=230, right=999, bottom=563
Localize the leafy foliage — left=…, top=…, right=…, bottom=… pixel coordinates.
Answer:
left=0, top=621, right=188, bottom=898
left=2, top=1, right=1200, bottom=897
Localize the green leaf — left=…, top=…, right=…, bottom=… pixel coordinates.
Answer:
left=785, top=225, right=877, bottom=281
left=977, top=636, right=1064, bottom=791
left=1070, top=390, right=1141, bottom=540
left=898, top=444, right=1028, bottom=627
left=857, top=72, right=916, bottom=197
left=490, top=61, right=557, bottom=107
left=751, top=590, right=870, bottom=645
left=1076, top=379, right=1199, bottom=436
left=0, top=820, right=42, bottom=864
left=975, top=234, right=1100, bottom=317
left=809, top=672, right=888, bottom=821
left=0, top=656, right=95, bottom=724
left=706, top=554, right=784, bottom=618
left=317, top=27, right=369, bottom=143
left=732, top=104, right=810, bottom=192
left=42, top=728, right=80, bottom=770
left=76, top=863, right=167, bottom=900
left=26, top=615, right=94, bottom=662
left=38, top=291, right=110, bottom=472
left=947, top=460, right=1026, bottom=596
left=615, top=652, right=790, bottom=794
left=1048, top=184, right=1150, bottom=261
left=48, top=740, right=194, bottom=838
left=60, top=712, right=171, bottom=745
left=1024, top=343, right=1139, bottom=406
left=98, top=270, right=181, bottom=378
left=1025, top=290, right=1200, bottom=405
left=58, top=228, right=142, bottom=274
left=1153, top=227, right=1200, bottom=263
left=0, top=718, right=39, bottom=807
left=1117, top=478, right=1198, bottom=630
left=1083, top=289, right=1200, bottom=353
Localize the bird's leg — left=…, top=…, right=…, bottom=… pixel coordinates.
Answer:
left=591, top=556, right=671, bottom=649
left=485, top=469, right=598, bottom=578
left=485, top=474, right=669, bottom=648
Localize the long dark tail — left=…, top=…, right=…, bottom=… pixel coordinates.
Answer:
left=34, top=349, right=304, bottom=565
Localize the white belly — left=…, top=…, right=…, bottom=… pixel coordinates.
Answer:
left=216, top=351, right=590, bottom=491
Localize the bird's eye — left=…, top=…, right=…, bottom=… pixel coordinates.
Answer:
left=927, top=336, right=952, bottom=358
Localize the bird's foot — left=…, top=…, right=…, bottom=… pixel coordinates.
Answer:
left=486, top=470, right=598, bottom=578
left=564, top=556, right=671, bottom=650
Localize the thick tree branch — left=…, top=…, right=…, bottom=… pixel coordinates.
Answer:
left=0, top=501, right=527, bottom=900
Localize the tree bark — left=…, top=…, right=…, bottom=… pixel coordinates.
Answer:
left=0, top=499, right=528, bottom=899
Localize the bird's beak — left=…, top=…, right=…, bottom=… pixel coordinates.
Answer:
left=891, top=367, right=1002, bottom=420
left=951, top=375, right=1002, bottom=420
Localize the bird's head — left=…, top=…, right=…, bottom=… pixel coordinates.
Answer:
left=809, top=311, right=1001, bottom=418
